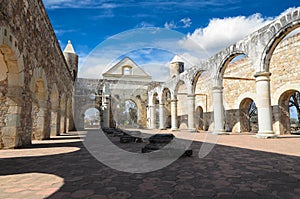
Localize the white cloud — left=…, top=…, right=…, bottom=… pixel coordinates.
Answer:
left=180, top=18, right=192, bottom=28
left=43, top=0, right=119, bottom=9
left=164, top=21, right=177, bottom=29
left=179, top=13, right=273, bottom=59
left=164, top=18, right=192, bottom=29
left=135, top=21, right=154, bottom=28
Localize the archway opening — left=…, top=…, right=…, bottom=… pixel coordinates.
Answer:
left=278, top=90, right=300, bottom=134
left=84, top=108, right=100, bottom=129
left=221, top=53, right=255, bottom=132
left=0, top=44, right=24, bottom=148
left=193, top=70, right=211, bottom=131
left=32, top=78, right=47, bottom=140
left=195, top=106, right=204, bottom=131
left=268, top=28, right=300, bottom=134
left=239, top=98, right=258, bottom=133
left=113, top=98, right=139, bottom=128
left=162, top=88, right=171, bottom=129
left=175, top=80, right=188, bottom=130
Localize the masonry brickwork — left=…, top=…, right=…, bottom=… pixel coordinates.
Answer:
left=0, top=0, right=77, bottom=149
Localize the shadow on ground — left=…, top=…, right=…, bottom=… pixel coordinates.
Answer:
left=0, top=130, right=300, bottom=199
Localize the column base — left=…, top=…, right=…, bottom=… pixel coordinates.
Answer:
left=212, top=131, right=229, bottom=135
left=171, top=128, right=178, bottom=131
left=254, top=132, right=277, bottom=139
left=187, top=128, right=197, bottom=132
left=159, top=127, right=167, bottom=130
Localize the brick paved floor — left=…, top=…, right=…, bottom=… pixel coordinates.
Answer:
left=0, top=129, right=300, bottom=199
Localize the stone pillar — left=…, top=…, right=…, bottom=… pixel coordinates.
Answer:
left=159, top=103, right=166, bottom=130
left=102, top=95, right=111, bottom=128
left=50, top=110, right=58, bottom=136
left=212, top=86, right=227, bottom=134
left=149, top=105, right=156, bottom=129
left=254, top=72, right=276, bottom=138
left=56, top=105, right=61, bottom=135
left=187, top=94, right=196, bottom=132
left=171, top=99, right=178, bottom=131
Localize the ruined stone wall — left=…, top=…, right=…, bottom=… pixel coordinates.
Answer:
left=0, top=0, right=74, bottom=148
left=188, top=33, right=300, bottom=133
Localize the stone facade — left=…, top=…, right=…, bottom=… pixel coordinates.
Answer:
left=74, top=57, right=152, bottom=130
left=0, top=0, right=77, bottom=149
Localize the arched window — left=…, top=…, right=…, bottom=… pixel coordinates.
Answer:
left=123, top=66, right=132, bottom=75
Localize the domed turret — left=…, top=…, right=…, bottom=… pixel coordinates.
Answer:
left=63, top=40, right=78, bottom=81
left=170, top=54, right=184, bottom=78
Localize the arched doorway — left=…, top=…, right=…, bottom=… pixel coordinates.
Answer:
left=239, top=98, right=258, bottom=133
left=32, top=78, right=47, bottom=140
left=195, top=106, right=204, bottom=131
left=84, top=108, right=100, bottom=129
left=278, top=90, right=300, bottom=134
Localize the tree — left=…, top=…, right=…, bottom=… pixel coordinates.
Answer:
left=289, top=91, right=300, bottom=123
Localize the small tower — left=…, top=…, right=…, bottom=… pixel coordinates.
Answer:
left=170, top=54, right=184, bottom=78
left=63, top=40, right=78, bottom=81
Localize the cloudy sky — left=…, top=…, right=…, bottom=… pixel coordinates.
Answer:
left=43, top=0, right=299, bottom=81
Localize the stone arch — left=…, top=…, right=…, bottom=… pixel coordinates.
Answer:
left=272, top=83, right=300, bottom=106
left=133, top=95, right=147, bottom=128
left=195, top=106, right=204, bottom=131
left=239, top=98, right=258, bottom=133
left=30, top=67, right=49, bottom=140
left=216, top=51, right=248, bottom=81
left=0, top=40, right=25, bottom=148
left=260, top=8, right=300, bottom=73
left=174, top=80, right=189, bottom=129
left=161, top=87, right=172, bottom=128
left=84, top=108, right=101, bottom=129
left=277, top=89, right=299, bottom=135
left=77, top=103, right=101, bottom=130
left=50, top=84, right=59, bottom=136
left=191, top=70, right=206, bottom=94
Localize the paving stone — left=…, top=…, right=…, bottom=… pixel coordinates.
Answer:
left=108, top=191, right=131, bottom=199
left=1, top=131, right=300, bottom=198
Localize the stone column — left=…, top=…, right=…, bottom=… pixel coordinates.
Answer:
left=159, top=103, right=166, bottom=129
left=187, top=94, right=196, bottom=132
left=254, top=72, right=276, bottom=138
left=171, top=99, right=178, bottom=131
left=149, top=105, right=156, bottom=129
left=50, top=110, right=58, bottom=136
left=212, top=86, right=227, bottom=134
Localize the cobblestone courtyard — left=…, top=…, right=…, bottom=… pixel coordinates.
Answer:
left=0, top=130, right=300, bottom=199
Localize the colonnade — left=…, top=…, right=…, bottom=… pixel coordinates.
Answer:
left=148, top=71, right=276, bottom=138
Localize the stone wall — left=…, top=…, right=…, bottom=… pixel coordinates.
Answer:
left=0, top=0, right=75, bottom=148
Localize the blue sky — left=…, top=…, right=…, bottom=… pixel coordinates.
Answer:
left=43, top=0, right=300, bottom=80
